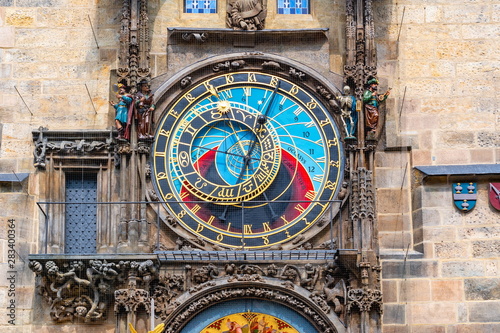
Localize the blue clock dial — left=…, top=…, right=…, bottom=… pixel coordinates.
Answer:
left=152, top=72, right=343, bottom=249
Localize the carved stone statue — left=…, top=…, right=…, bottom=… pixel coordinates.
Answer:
left=226, top=0, right=266, bottom=30
left=363, top=78, right=390, bottom=134
left=135, top=80, right=155, bottom=140
left=336, top=86, right=357, bottom=138
left=110, top=84, right=133, bottom=140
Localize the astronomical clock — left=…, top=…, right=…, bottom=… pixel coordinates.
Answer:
left=151, top=56, right=344, bottom=250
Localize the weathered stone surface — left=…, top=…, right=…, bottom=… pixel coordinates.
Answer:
left=16, top=0, right=62, bottom=7
left=468, top=301, right=500, bottom=322
left=0, top=0, right=13, bottom=6
left=382, top=326, right=409, bottom=333
left=460, top=226, right=500, bottom=240
left=465, top=278, right=500, bottom=301
left=0, top=27, right=14, bottom=47
left=457, top=302, right=468, bottom=323
left=378, top=213, right=410, bottom=233
left=452, top=323, right=500, bottom=333
left=469, top=149, right=495, bottom=163
left=434, top=242, right=469, bottom=259
left=400, top=279, right=431, bottom=302
left=410, top=325, right=445, bottom=333
left=423, top=226, right=457, bottom=242
left=472, top=240, right=500, bottom=258
left=5, top=8, right=35, bottom=26
left=379, top=231, right=412, bottom=250
left=434, top=149, right=471, bottom=165
left=441, top=261, right=486, bottom=278
left=412, top=150, right=432, bottom=166
left=382, top=303, right=405, bottom=325
left=382, top=280, right=398, bottom=303
left=478, top=131, right=500, bottom=148
left=15, top=28, right=69, bottom=48
left=410, top=303, right=457, bottom=324
left=377, top=188, right=410, bottom=214
left=382, top=260, right=438, bottom=279
left=443, top=5, right=490, bottom=24
left=421, top=187, right=449, bottom=208
left=374, top=167, right=410, bottom=190
left=436, top=131, right=476, bottom=149
left=431, top=280, right=464, bottom=301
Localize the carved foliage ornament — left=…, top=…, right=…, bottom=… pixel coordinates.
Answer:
left=152, top=261, right=348, bottom=328
left=164, top=286, right=335, bottom=333
left=29, top=259, right=159, bottom=323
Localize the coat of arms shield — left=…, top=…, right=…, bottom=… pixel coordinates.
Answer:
left=489, top=183, right=500, bottom=211
left=452, top=182, right=477, bottom=212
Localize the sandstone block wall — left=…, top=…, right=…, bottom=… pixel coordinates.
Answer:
left=375, top=0, right=500, bottom=331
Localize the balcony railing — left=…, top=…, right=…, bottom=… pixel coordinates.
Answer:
left=35, top=199, right=344, bottom=255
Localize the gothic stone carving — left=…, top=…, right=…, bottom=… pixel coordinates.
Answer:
left=152, top=260, right=349, bottom=328
left=32, top=127, right=113, bottom=169
left=164, top=286, right=335, bottom=333
left=29, top=258, right=159, bottom=323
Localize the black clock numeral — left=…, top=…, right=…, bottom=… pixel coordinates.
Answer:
left=302, top=131, right=310, bottom=138
left=308, top=166, right=316, bottom=173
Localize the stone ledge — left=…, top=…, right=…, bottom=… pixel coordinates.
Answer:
left=167, top=27, right=329, bottom=47
left=379, top=250, right=424, bottom=260
left=415, top=164, right=500, bottom=177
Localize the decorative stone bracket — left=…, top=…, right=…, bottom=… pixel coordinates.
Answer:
left=28, top=255, right=159, bottom=323
left=32, top=127, right=115, bottom=169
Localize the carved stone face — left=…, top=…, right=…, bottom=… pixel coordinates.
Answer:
left=75, top=306, right=88, bottom=317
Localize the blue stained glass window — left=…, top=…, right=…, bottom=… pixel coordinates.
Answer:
left=277, top=0, right=309, bottom=14
left=185, top=0, right=217, bottom=13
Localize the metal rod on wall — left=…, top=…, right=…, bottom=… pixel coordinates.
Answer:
left=14, top=86, right=34, bottom=116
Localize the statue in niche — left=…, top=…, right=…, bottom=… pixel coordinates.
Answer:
left=110, top=83, right=133, bottom=140
left=226, top=0, right=266, bottom=30
left=363, top=77, right=390, bottom=134
left=135, top=80, right=155, bottom=140
left=336, top=85, right=357, bottom=138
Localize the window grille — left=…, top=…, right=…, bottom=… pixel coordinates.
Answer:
left=64, top=174, right=97, bottom=254
left=277, top=0, right=309, bottom=14
left=185, top=0, right=217, bottom=14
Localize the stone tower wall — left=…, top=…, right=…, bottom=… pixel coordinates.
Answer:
left=375, top=1, right=500, bottom=331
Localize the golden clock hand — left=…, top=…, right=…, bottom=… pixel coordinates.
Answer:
left=191, top=144, right=259, bottom=161
left=259, top=80, right=281, bottom=122
left=219, top=106, right=257, bottom=163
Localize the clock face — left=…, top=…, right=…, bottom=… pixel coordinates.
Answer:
left=152, top=71, right=343, bottom=249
